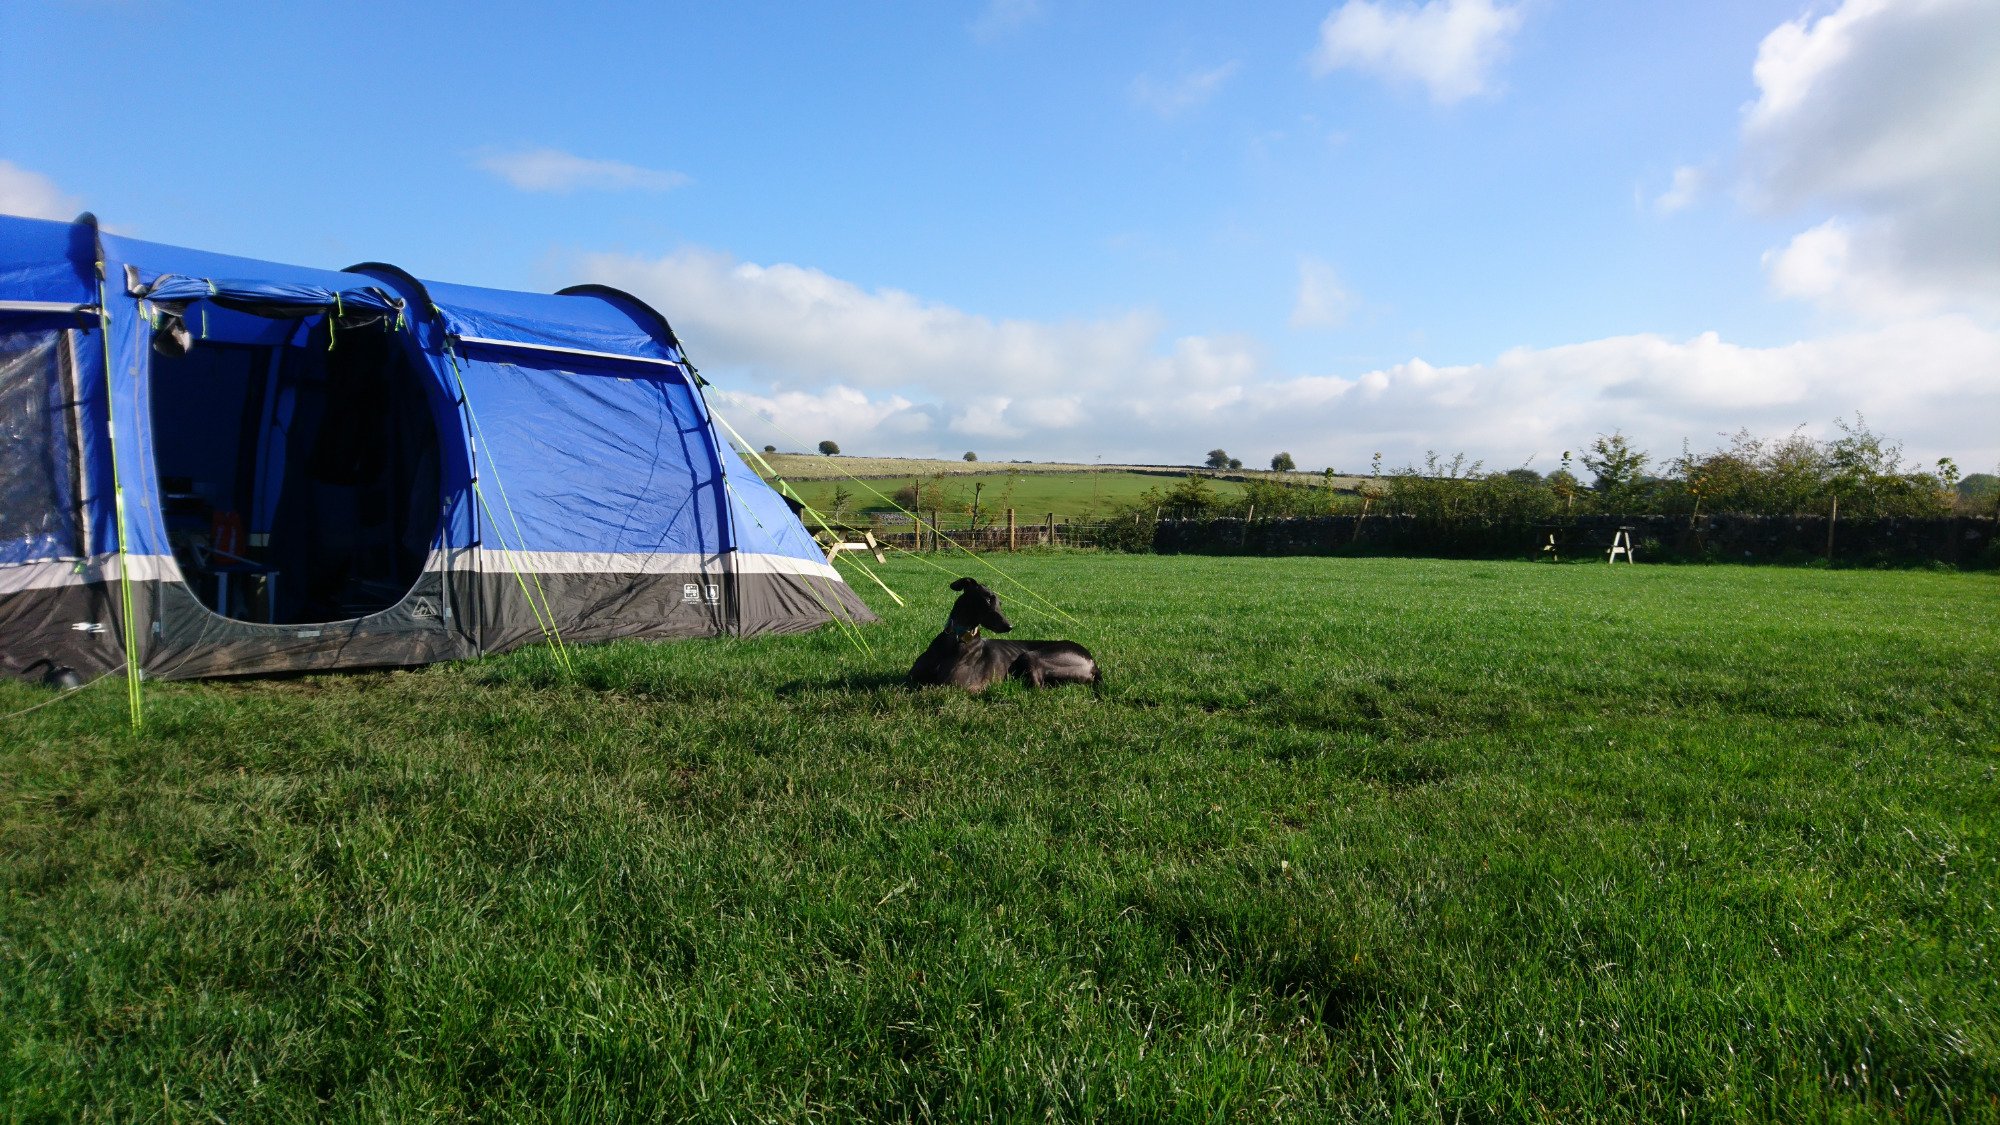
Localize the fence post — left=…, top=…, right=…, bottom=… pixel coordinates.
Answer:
left=1826, top=495, right=1838, bottom=560
left=1046, top=512, right=1055, bottom=547
left=1242, top=503, right=1254, bottom=548
left=1007, top=508, right=1016, bottom=552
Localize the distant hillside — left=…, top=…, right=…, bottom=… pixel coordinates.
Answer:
left=741, top=453, right=1370, bottom=523
left=753, top=452, right=1366, bottom=490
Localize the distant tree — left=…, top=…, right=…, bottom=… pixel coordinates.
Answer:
left=1235, top=478, right=1339, bottom=519
left=1959, top=471, right=2000, bottom=517
left=1473, top=468, right=1559, bottom=521
left=1164, top=474, right=1219, bottom=516
left=1582, top=432, right=1649, bottom=511
left=1960, top=472, right=2000, bottom=507
left=1270, top=452, right=1296, bottom=472
left=1383, top=452, right=1483, bottom=519
left=818, top=440, right=840, bottom=456
left=963, top=451, right=978, bottom=462
left=1548, top=471, right=1584, bottom=513
left=892, top=474, right=956, bottom=514
left=1227, top=458, right=1243, bottom=471
left=828, top=483, right=853, bottom=519
left=763, top=444, right=777, bottom=454
left=1205, top=448, right=1231, bottom=469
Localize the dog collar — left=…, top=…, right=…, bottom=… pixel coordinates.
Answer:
left=948, top=620, right=979, bottom=639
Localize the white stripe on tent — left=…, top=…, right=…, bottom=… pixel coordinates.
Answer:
left=4, top=549, right=843, bottom=595
left=449, top=335, right=680, bottom=368
left=460, top=548, right=842, bottom=583
left=0, top=554, right=182, bottom=595
left=0, top=301, right=98, bottom=315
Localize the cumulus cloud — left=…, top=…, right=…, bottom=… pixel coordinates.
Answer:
left=1743, top=0, right=2000, bottom=318
left=579, top=246, right=1999, bottom=469
left=1291, top=256, right=1355, bottom=329
left=1653, top=165, right=1705, bottom=214
left=1257, top=319, right=2000, bottom=469
left=0, top=161, right=83, bottom=221
left=474, top=147, right=690, bottom=194
left=1312, top=0, right=1525, bottom=105
left=1131, top=61, right=1240, bottom=118
left=580, top=246, right=1195, bottom=396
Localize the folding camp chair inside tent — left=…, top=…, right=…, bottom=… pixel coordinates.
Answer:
left=0, top=211, right=872, bottom=683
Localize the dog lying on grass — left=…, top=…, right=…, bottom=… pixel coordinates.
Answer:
left=908, top=578, right=1100, bottom=692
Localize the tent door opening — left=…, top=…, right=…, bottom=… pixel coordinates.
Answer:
left=148, top=311, right=440, bottom=625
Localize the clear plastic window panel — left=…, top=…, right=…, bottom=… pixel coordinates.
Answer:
left=0, top=328, right=82, bottom=564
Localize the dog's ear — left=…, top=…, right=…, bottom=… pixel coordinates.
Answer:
left=950, top=577, right=977, bottom=592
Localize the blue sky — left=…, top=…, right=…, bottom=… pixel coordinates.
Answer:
left=4, top=1, right=1995, bottom=472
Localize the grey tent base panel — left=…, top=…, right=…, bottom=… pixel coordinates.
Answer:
left=0, top=569, right=877, bottom=683
left=0, top=580, right=130, bottom=683
left=479, top=569, right=878, bottom=654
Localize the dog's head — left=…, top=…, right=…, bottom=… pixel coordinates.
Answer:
left=948, top=577, right=1012, bottom=635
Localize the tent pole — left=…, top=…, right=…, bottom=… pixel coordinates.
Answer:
left=95, top=269, right=143, bottom=730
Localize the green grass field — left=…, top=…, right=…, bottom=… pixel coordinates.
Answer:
left=778, top=470, right=1250, bottom=524
left=752, top=454, right=1367, bottom=524
left=4, top=557, right=1997, bottom=1121
left=756, top=454, right=1365, bottom=486
left=759, top=454, right=1128, bottom=479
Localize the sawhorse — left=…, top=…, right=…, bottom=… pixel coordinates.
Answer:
left=1607, top=527, right=1636, bottom=563
left=821, top=530, right=887, bottom=565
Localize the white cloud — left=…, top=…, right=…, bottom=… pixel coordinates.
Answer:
left=971, top=0, right=1043, bottom=42
left=951, top=396, right=1024, bottom=440
left=474, top=148, right=690, bottom=194
left=1760, top=218, right=1967, bottom=321
left=1291, top=256, right=1355, bottom=328
left=722, top=386, right=928, bottom=448
left=0, top=161, right=83, bottom=221
left=580, top=246, right=1188, bottom=396
left=580, top=246, right=1999, bottom=469
left=1312, top=0, right=1525, bottom=105
left=1653, top=165, right=1705, bottom=215
left=1743, top=0, right=2000, bottom=318
left=1131, top=61, right=1240, bottom=118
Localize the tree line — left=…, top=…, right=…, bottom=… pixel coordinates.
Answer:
left=1138, top=417, right=1996, bottom=523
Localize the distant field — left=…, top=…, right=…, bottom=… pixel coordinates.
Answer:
left=750, top=454, right=1366, bottom=522
left=3, top=557, right=1996, bottom=1119
left=778, top=470, right=1253, bottom=523
left=756, top=452, right=1365, bottom=489
left=759, top=453, right=1136, bottom=479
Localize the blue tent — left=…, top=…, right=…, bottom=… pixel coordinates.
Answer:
left=0, top=211, right=872, bottom=685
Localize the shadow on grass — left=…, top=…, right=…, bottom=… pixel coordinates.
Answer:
left=775, top=670, right=912, bottom=695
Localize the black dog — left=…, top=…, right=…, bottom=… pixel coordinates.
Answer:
left=908, top=578, right=1100, bottom=692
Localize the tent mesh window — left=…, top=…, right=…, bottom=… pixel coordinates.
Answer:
left=149, top=314, right=439, bottom=624
left=0, top=328, right=81, bottom=565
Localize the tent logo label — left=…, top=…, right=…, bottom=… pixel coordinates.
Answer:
left=682, top=583, right=721, bottom=605
left=411, top=598, right=440, bottom=620
left=683, top=583, right=700, bottom=603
